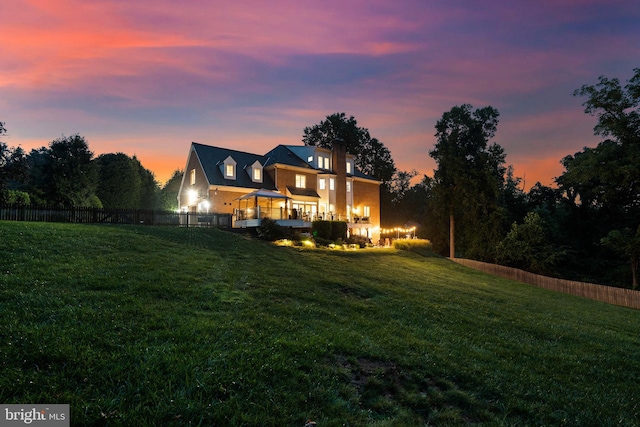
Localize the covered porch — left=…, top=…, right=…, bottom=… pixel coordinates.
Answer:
left=233, top=189, right=312, bottom=228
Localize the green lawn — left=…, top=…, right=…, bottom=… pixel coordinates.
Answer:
left=1, top=222, right=639, bottom=426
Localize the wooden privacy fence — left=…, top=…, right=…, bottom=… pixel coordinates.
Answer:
left=450, top=258, right=640, bottom=310
left=0, top=204, right=231, bottom=229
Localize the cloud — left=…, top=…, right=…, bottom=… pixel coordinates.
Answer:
left=1, top=0, right=638, bottom=190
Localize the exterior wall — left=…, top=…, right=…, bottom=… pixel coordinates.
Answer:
left=353, top=179, right=381, bottom=242
left=272, top=167, right=317, bottom=193
left=179, top=151, right=210, bottom=210
left=331, top=141, right=347, bottom=217
left=208, top=189, right=247, bottom=214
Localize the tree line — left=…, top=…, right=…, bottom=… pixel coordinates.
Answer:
left=0, top=131, right=183, bottom=211
left=389, top=68, right=640, bottom=289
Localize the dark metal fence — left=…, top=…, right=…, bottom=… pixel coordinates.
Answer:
left=0, top=204, right=231, bottom=228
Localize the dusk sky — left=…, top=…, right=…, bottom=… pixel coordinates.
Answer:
left=2, top=0, right=639, bottom=188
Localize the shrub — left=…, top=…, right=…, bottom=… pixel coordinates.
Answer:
left=347, top=235, right=370, bottom=248
left=257, top=218, right=292, bottom=241
left=393, top=238, right=433, bottom=254
left=330, top=221, right=348, bottom=241
left=3, top=190, right=31, bottom=205
left=312, top=220, right=332, bottom=240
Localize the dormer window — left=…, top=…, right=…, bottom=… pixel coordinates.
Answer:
left=317, top=155, right=330, bottom=170
left=250, top=160, right=263, bottom=183
left=346, top=161, right=352, bottom=174
left=223, top=156, right=237, bottom=180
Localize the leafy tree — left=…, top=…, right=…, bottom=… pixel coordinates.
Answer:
left=159, top=169, right=184, bottom=211
left=132, top=156, right=159, bottom=210
left=302, top=112, right=396, bottom=183
left=429, top=104, right=507, bottom=259
left=96, top=153, right=142, bottom=208
left=601, top=227, right=640, bottom=289
left=27, top=134, right=99, bottom=206
left=560, top=68, right=640, bottom=222
left=555, top=68, right=640, bottom=284
left=496, top=212, right=563, bottom=276
left=0, top=122, right=29, bottom=203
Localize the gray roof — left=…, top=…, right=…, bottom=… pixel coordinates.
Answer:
left=191, top=142, right=277, bottom=190
left=263, top=145, right=314, bottom=169
left=191, top=142, right=380, bottom=190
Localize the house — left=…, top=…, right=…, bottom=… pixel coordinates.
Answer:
left=178, top=139, right=381, bottom=242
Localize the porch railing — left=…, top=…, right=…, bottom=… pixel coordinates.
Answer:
left=235, top=207, right=343, bottom=222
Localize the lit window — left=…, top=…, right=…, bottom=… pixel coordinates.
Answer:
left=317, top=157, right=322, bottom=168
left=296, top=174, right=306, bottom=188
left=308, top=155, right=313, bottom=162
left=346, top=181, right=351, bottom=193
left=253, top=167, right=261, bottom=181
left=346, top=162, right=352, bottom=174
left=319, top=178, right=326, bottom=190
left=329, top=178, right=335, bottom=191
left=226, top=164, right=234, bottom=177
left=190, top=169, right=196, bottom=185
left=223, top=156, right=237, bottom=180
left=324, top=157, right=330, bottom=170
left=364, top=206, right=370, bottom=217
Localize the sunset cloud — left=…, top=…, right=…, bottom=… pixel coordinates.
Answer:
left=1, top=0, right=638, bottom=186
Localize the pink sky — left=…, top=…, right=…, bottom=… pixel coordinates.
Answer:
left=1, top=0, right=638, bottom=188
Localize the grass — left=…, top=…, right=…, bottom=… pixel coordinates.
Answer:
left=1, top=221, right=639, bottom=426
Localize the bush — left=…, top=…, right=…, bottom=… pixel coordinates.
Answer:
left=330, top=221, right=348, bottom=241
left=393, top=238, right=433, bottom=254
left=312, top=220, right=348, bottom=241
left=347, top=235, right=370, bottom=248
left=257, top=218, right=292, bottom=241
left=312, top=220, right=332, bottom=240
left=2, top=190, right=31, bottom=205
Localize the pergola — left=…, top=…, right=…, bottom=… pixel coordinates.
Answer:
left=236, top=189, right=291, bottom=220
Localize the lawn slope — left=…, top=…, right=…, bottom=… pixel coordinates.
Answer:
left=1, top=222, right=639, bottom=426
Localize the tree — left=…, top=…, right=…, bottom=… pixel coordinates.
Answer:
left=96, top=153, right=142, bottom=208
left=0, top=122, right=29, bottom=203
left=429, top=105, right=506, bottom=259
left=27, top=134, right=99, bottom=206
left=560, top=68, right=640, bottom=219
left=601, top=227, right=640, bottom=289
left=496, top=212, right=563, bottom=276
left=159, top=169, right=184, bottom=211
left=302, top=112, right=396, bottom=183
left=556, top=68, right=640, bottom=284
left=132, top=156, right=159, bottom=210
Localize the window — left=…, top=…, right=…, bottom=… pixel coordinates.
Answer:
left=364, top=206, right=370, bottom=218
left=319, top=178, right=326, bottom=190
left=346, top=181, right=351, bottom=193
left=324, top=157, right=330, bottom=170
left=346, top=161, right=352, bottom=174
left=223, top=156, right=237, bottom=180
left=317, top=157, right=322, bottom=168
left=329, top=178, right=335, bottom=191
left=308, top=155, right=313, bottom=163
left=250, top=160, right=263, bottom=183
left=190, top=169, right=196, bottom=185
left=296, top=174, right=306, bottom=188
